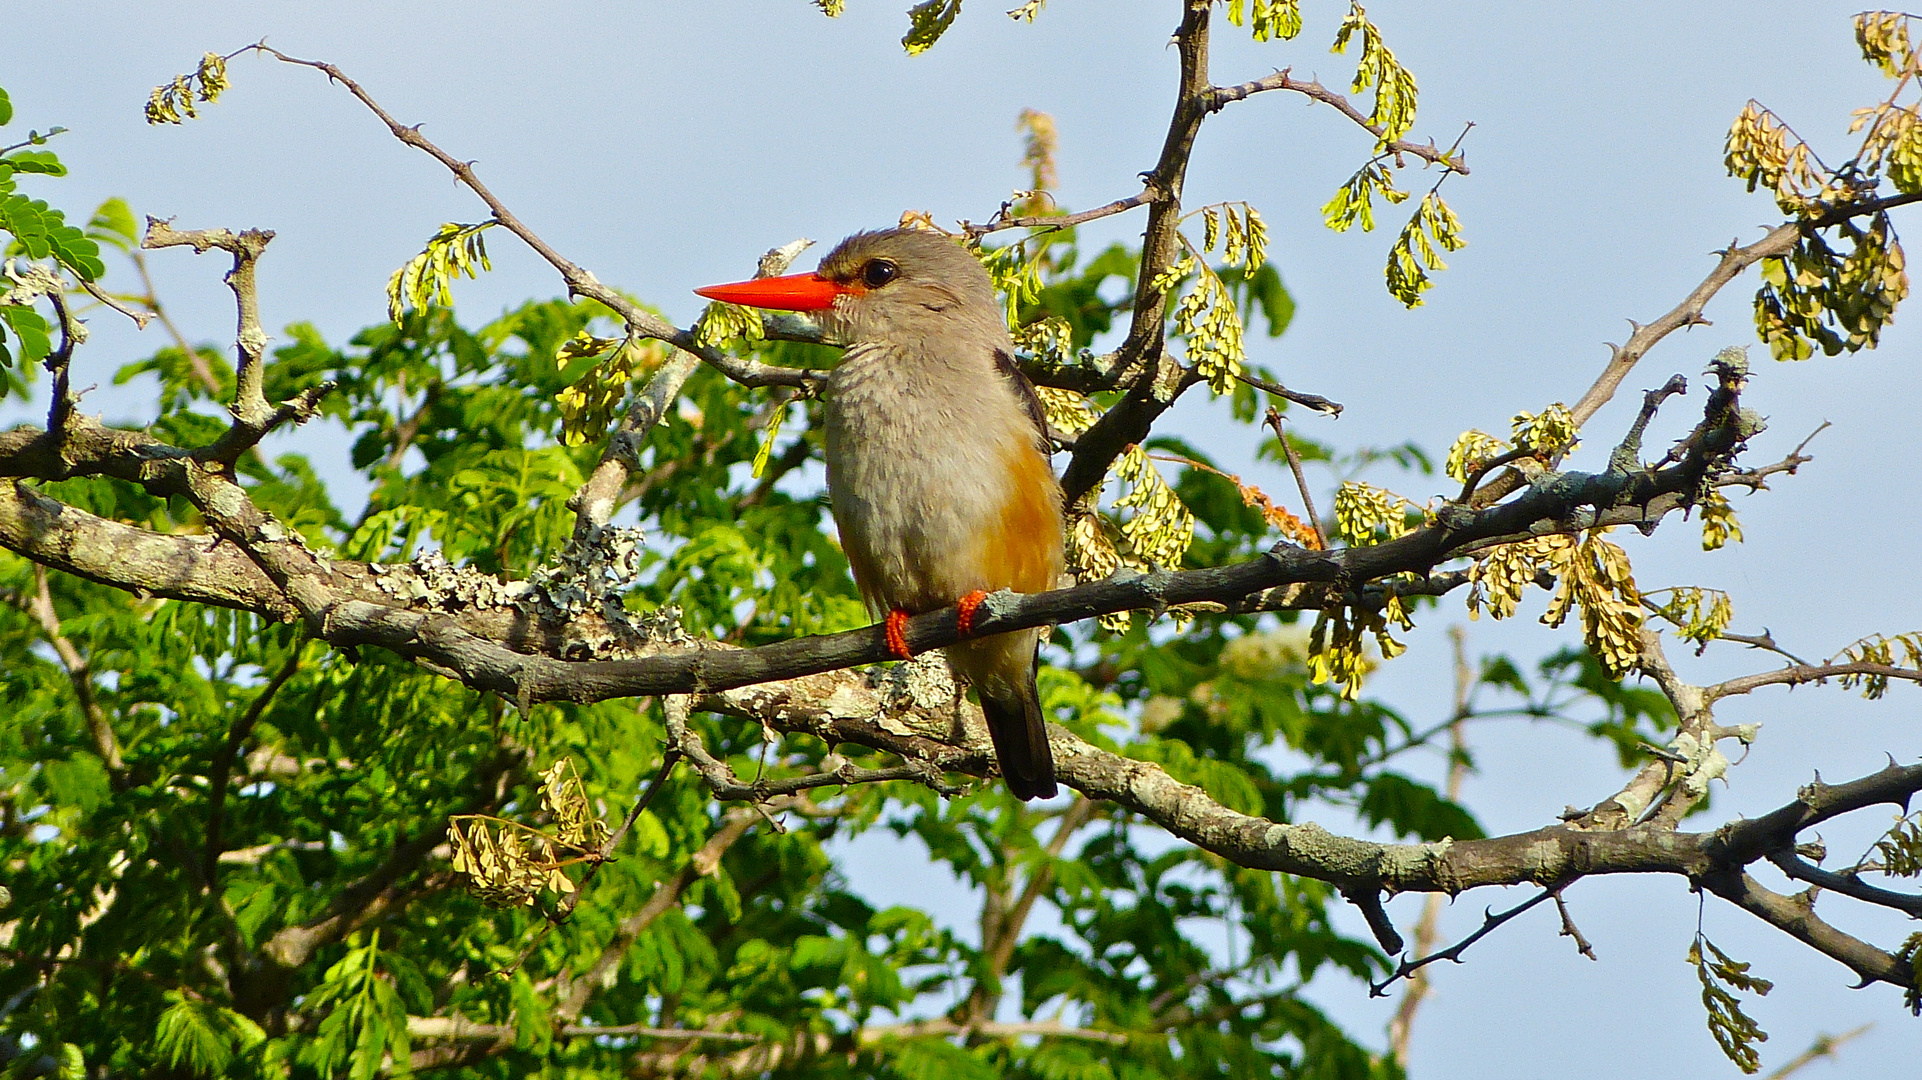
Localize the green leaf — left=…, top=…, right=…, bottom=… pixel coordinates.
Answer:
left=87, top=196, right=139, bottom=250
left=155, top=994, right=266, bottom=1076
left=4, top=149, right=66, bottom=175
left=884, top=1037, right=1001, bottom=1080
left=903, top=0, right=964, bottom=54
left=41, top=754, right=111, bottom=814
left=1, top=303, right=52, bottom=367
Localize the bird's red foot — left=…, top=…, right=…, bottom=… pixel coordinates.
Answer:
left=956, top=590, right=989, bottom=637
left=885, top=608, right=913, bottom=660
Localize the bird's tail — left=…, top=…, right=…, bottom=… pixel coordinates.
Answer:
left=949, top=631, right=1057, bottom=801
left=979, top=678, right=1057, bottom=801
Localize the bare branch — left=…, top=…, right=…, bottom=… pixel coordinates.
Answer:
left=1766, top=849, right=1922, bottom=917
left=249, top=46, right=819, bottom=392
left=1207, top=69, right=1470, bottom=174
left=1707, top=660, right=1922, bottom=703
left=1552, top=888, right=1598, bottom=961
left=1059, top=0, right=1215, bottom=504
left=141, top=218, right=335, bottom=462
left=74, top=277, right=155, bottom=330
left=1369, top=888, right=1558, bottom=997
left=961, top=190, right=1154, bottom=239
left=1238, top=369, right=1342, bottom=415
left=1699, top=867, right=1914, bottom=990
left=1265, top=406, right=1326, bottom=549
left=1477, top=198, right=1915, bottom=508
left=1762, top=1024, right=1873, bottom=1080
left=1388, top=626, right=1474, bottom=1063
left=567, top=349, right=701, bottom=544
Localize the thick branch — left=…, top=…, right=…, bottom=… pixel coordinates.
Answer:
left=567, top=349, right=701, bottom=544
left=141, top=219, right=321, bottom=464
left=1698, top=868, right=1915, bottom=989
left=1059, top=0, right=1214, bottom=503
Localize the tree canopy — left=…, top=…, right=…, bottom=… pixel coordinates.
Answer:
left=2, top=3, right=1920, bottom=1078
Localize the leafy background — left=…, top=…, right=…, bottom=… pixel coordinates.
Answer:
left=2, top=1, right=1918, bottom=1074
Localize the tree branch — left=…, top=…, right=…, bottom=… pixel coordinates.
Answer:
left=1060, top=0, right=1214, bottom=504
left=1765, top=849, right=1922, bottom=917
left=17, top=564, right=125, bottom=777
left=201, top=646, right=304, bottom=885
left=251, top=46, right=819, bottom=393
left=961, top=189, right=1154, bottom=239
left=1207, top=68, right=1470, bottom=174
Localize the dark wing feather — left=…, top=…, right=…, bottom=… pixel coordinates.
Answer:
left=994, top=348, right=1053, bottom=453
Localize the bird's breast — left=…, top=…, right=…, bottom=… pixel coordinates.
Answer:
left=824, top=345, right=1063, bottom=613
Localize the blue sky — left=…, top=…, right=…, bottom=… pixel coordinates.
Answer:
left=5, top=2, right=1918, bottom=1073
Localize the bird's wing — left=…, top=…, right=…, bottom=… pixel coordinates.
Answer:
left=993, top=348, right=1053, bottom=453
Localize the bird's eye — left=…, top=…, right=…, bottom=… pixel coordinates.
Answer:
left=862, top=260, right=899, bottom=288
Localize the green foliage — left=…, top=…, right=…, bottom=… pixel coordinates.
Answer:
left=1384, top=190, right=1464, bottom=307
left=1878, top=813, right=1922, bottom=877
left=0, top=20, right=1842, bottom=1070
left=1226, top=0, right=1305, bottom=42
left=1726, top=14, right=1922, bottom=360
left=0, top=95, right=100, bottom=378
left=1690, top=935, right=1773, bottom=1073
left=0, top=94, right=91, bottom=399
left=0, top=259, right=1512, bottom=1072
left=902, top=0, right=964, bottom=55
left=1322, top=161, right=1407, bottom=234
left=1898, top=932, right=1922, bottom=1015
left=155, top=994, right=267, bottom=1076
left=1331, top=2, right=1418, bottom=147
left=387, top=220, right=495, bottom=323
left=144, top=51, right=230, bottom=125
left=1833, top=631, right=1922, bottom=699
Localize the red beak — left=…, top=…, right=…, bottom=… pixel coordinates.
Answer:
left=693, top=271, right=846, bottom=312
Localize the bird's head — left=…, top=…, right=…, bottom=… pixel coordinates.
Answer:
left=695, top=228, right=1003, bottom=349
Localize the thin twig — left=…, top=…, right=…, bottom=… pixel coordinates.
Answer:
left=1711, top=630, right=1812, bottom=667
left=26, top=565, right=124, bottom=778
left=961, top=190, right=1155, bottom=239
left=1761, top=1023, right=1873, bottom=1080
left=1369, top=887, right=1558, bottom=997
left=1265, top=406, right=1326, bottom=549
left=1387, top=627, right=1476, bottom=1061
left=202, top=646, right=305, bottom=885
left=1207, top=68, right=1471, bottom=174
left=250, top=45, right=818, bottom=392
left=75, top=278, right=154, bottom=330
left=1235, top=369, right=1342, bottom=416
left=1552, top=888, right=1597, bottom=961
left=1766, top=849, right=1922, bottom=917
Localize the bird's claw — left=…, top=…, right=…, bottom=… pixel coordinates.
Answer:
left=956, top=590, right=989, bottom=638
left=885, top=608, right=914, bottom=660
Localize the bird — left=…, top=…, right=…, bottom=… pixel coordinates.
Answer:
left=695, top=228, right=1065, bottom=800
